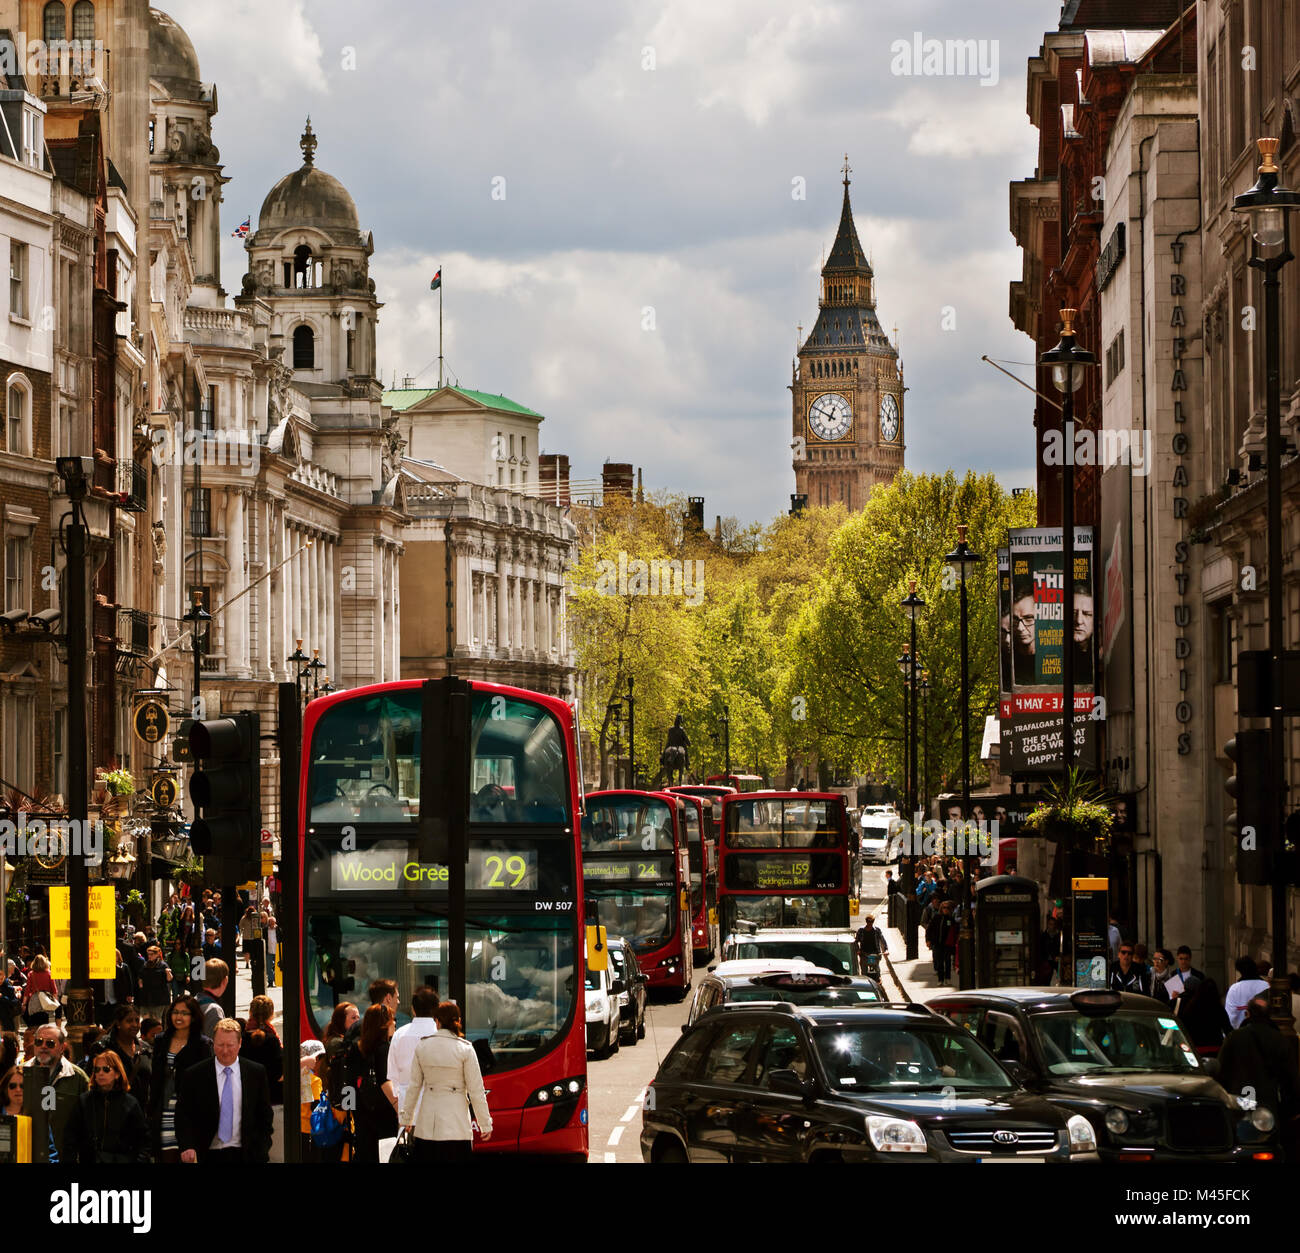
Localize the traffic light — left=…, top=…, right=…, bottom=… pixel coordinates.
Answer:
left=1225, top=730, right=1275, bottom=886
left=189, top=712, right=261, bottom=885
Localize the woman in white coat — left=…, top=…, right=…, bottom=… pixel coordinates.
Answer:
left=399, top=1001, right=493, bottom=1161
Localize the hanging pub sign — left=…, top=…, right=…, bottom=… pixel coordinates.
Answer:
left=133, top=699, right=170, bottom=745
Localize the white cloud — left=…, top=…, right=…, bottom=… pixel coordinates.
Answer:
left=161, top=1, right=327, bottom=101
left=879, top=84, right=1035, bottom=158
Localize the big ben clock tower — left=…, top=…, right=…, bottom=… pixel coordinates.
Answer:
left=792, top=159, right=904, bottom=510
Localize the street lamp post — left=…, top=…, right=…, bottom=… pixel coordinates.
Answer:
left=947, top=525, right=983, bottom=989
left=626, top=676, right=636, bottom=788
left=54, top=455, right=94, bottom=1051
left=287, top=640, right=309, bottom=706
left=897, top=644, right=913, bottom=946
left=901, top=582, right=926, bottom=961
left=182, top=591, right=211, bottom=717
left=919, top=670, right=931, bottom=816
left=721, top=704, right=731, bottom=779
left=606, top=700, right=622, bottom=787
left=1041, top=308, right=1095, bottom=774
left=1233, top=137, right=1300, bottom=1033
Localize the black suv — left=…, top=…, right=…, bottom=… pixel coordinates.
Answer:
left=687, top=968, right=885, bottom=1026
left=930, top=988, right=1280, bottom=1163
left=640, top=1003, right=1099, bottom=1163
left=609, top=937, right=648, bottom=1045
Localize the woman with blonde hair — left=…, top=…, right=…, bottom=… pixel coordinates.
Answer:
left=399, top=1001, right=493, bottom=1162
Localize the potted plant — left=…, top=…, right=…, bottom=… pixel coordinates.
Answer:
left=117, top=887, right=146, bottom=927
left=1021, top=768, right=1115, bottom=850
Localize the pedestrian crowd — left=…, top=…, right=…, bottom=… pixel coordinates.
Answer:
left=0, top=888, right=284, bottom=1163
left=303, top=978, right=491, bottom=1163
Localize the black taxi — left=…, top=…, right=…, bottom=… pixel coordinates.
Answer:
left=929, top=988, right=1280, bottom=1163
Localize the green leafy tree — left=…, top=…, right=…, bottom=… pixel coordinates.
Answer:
left=782, top=472, right=1036, bottom=806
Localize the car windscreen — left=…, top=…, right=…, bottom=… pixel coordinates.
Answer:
left=1032, top=1010, right=1203, bottom=1075
left=584, top=968, right=602, bottom=991
left=728, top=986, right=878, bottom=1006
left=730, top=940, right=854, bottom=973
left=814, top=1024, right=1015, bottom=1091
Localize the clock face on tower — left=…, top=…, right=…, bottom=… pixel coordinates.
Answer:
left=879, top=393, right=900, bottom=443
left=808, top=392, right=852, bottom=441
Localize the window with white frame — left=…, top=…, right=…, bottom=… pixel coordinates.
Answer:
left=52, top=706, right=66, bottom=800
left=0, top=690, right=35, bottom=793
left=10, top=240, right=27, bottom=320
left=6, top=378, right=28, bottom=454
left=3, top=508, right=35, bottom=612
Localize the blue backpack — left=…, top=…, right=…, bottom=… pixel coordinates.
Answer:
left=310, top=1094, right=347, bottom=1147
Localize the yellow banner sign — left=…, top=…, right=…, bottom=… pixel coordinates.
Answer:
left=49, top=886, right=116, bottom=980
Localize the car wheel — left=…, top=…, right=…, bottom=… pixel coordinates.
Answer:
left=609, top=1018, right=620, bottom=1054
left=654, top=1137, right=689, bottom=1164
left=636, top=1003, right=646, bottom=1039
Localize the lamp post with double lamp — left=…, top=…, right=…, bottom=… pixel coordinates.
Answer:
left=919, top=669, right=931, bottom=817
left=896, top=644, right=913, bottom=948
left=625, top=676, right=636, bottom=789
left=182, top=590, right=211, bottom=717
left=287, top=639, right=309, bottom=706
left=1233, top=136, right=1300, bottom=1034
left=946, top=524, right=983, bottom=989
left=1040, top=308, right=1096, bottom=775
left=901, top=582, right=926, bottom=961
left=54, top=455, right=95, bottom=1048
left=308, top=648, right=326, bottom=700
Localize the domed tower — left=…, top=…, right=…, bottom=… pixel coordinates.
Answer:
left=149, top=7, right=226, bottom=305
left=791, top=160, right=904, bottom=511
left=241, top=119, right=381, bottom=392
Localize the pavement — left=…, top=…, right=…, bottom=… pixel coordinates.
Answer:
left=228, top=946, right=287, bottom=1162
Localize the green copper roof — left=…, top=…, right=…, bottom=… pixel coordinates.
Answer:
left=382, top=386, right=542, bottom=418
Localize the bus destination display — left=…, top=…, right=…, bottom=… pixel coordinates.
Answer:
left=583, top=855, right=675, bottom=883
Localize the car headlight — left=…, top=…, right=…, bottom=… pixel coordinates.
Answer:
left=618, top=992, right=629, bottom=1005
left=1250, top=1106, right=1276, bottom=1133
left=585, top=998, right=602, bottom=1019
left=1067, top=1114, right=1097, bottom=1153
left=1103, top=1107, right=1130, bottom=1135
left=866, top=1115, right=928, bottom=1153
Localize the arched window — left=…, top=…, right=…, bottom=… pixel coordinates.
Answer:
left=292, top=324, right=315, bottom=369
left=6, top=376, right=30, bottom=455
left=72, top=0, right=94, bottom=40
left=293, top=245, right=317, bottom=289
left=43, top=2, right=65, bottom=43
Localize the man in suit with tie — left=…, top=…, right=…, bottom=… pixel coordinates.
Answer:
left=175, top=1018, right=274, bottom=1163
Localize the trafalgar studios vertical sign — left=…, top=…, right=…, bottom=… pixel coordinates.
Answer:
left=1005, top=527, right=1098, bottom=772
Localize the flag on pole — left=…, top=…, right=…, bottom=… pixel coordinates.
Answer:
left=231, top=216, right=250, bottom=238
left=430, top=269, right=441, bottom=291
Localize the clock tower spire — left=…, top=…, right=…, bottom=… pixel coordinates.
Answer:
left=791, top=162, right=904, bottom=511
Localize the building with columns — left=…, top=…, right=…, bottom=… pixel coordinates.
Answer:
left=144, top=10, right=405, bottom=828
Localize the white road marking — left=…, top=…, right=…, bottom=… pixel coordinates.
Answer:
left=620, top=1104, right=640, bottom=1123
left=603, top=1151, right=617, bottom=1163
left=608, top=1125, right=625, bottom=1146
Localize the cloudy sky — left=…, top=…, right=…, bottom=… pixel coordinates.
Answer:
left=167, top=0, right=1064, bottom=523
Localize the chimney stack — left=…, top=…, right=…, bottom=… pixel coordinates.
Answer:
left=539, top=453, right=571, bottom=506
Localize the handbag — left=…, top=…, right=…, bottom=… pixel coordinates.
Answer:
left=309, top=1094, right=347, bottom=1147
left=30, top=988, right=59, bottom=1014
left=388, top=1127, right=414, bottom=1165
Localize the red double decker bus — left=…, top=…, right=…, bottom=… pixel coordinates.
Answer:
left=298, top=679, right=588, bottom=1159
left=716, top=791, right=852, bottom=934
left=666, top=788, right=719, bottom=962
left=581, top=790, right=693, bottom=998
left=707, top=773, right=765, bottom=792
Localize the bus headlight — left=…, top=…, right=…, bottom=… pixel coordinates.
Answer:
left=866, top=1115, right=928, bottom=1153
left=525, top=1075, right=586, bottom=1108
left=1067, top=1114, right=1098, bottom=1153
